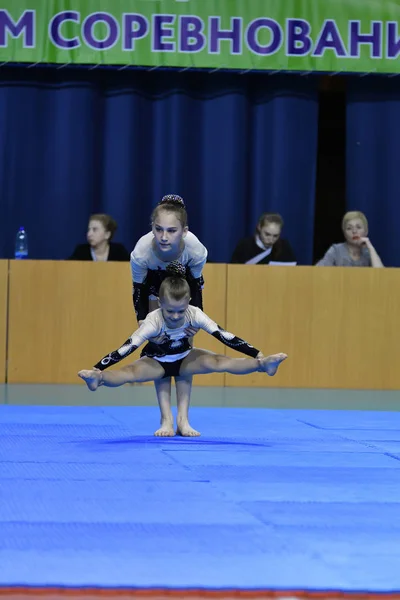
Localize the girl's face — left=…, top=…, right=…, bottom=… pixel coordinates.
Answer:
left=152, top=210, right=187, bottom=255
left=343, top=218, right=367, bottom=245
left=87, top=220, right=110, bottom=248
left=258, top=222, right=281, bottom=248
left=159, top=295, right=189, bottom=329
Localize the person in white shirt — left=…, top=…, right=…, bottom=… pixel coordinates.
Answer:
left=79, top=276, right=287, bottom=437
left=129, top=194, right=208, bottom=436
left=131, top=196, right=207, bottom=318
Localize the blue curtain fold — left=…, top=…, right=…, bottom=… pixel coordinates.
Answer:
left=0, top=68, right=319, bottom=264
left=347, top=78, right=400, bottom=267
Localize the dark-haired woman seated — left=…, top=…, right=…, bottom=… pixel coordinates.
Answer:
left=231, top=213, right=296, bottom=266
left=69, top=214, right=130, bottom=262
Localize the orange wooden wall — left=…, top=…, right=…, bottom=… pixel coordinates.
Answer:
left=4, top=261, right=400, bottom=390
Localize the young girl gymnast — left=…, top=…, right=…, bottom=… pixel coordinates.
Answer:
left=129, top=194, right=208, bottom=436
left=132, top=194, right=207, bottom=319
left=79, top=276, right=287, bottom=437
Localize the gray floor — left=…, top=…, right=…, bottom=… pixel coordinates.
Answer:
left=1, top=383, right=400, bottom=411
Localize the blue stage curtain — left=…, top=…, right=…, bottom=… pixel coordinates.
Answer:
left=347, top=78, right=400, bottom=267
left=0, top=68, right=318, bottom=264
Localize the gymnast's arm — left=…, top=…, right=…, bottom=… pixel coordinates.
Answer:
left=187, top=239, right=207, bottom=311
left=133, top=282, right=150, bottom=322
left=93, top=320, right=159, bottom=371
left=195, top=310, right=261, bottom=358
left=130, top=252, right=150, bottom=321
left=188, top=275, right=204, bottom=310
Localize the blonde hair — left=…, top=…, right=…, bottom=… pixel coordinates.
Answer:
left=159, top=277, right=190, bottom=302
left=342, top=211, right=368, bottom=233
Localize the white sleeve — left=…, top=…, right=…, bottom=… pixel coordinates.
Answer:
left=93, top=312, right=162, bottom=370
left=129, top=314, right=162, bottom=347
left=190, top=307, right=219, bottom=334
left=130, top=233, right=153, bottom=284
left=189, top=307, right=260, bottom=358
left=185, top=232, right=208, bottom=279
left=130, top=252, right=148, bottom=285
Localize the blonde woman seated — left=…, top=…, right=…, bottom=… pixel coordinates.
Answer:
left=316, top=211, right=383, bottom=268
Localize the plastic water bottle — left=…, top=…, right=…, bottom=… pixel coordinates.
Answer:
left=15, top=226, right=28, bottom=259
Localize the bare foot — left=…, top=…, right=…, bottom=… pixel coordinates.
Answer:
left=78, top=369, right=101, bottom=391
left=154, top=419, right=175, bottom=437
left=260, top=353, right=288, bottom=376
left=176, top=419, right=201, bottom=437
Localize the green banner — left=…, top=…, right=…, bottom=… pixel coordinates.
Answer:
left=0, top=0, right=398, bottom=74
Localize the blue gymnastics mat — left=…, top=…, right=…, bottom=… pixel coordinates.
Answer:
left=1, top=403, right=400, bottom=593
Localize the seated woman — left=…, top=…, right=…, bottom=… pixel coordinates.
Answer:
left=69, top=214, right=130, bottom=262
left=316, top=211, right=383, bottom=267
left=231, top=213, right=296, bottom=265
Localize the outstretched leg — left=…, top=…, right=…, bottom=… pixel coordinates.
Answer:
left=180, top=349, right=287, bottom=378
left=175, top=375, right=200, bottom=437
left=154, top=378, right=175, bottom=437
left=78, top=357, right=165, bottom=391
